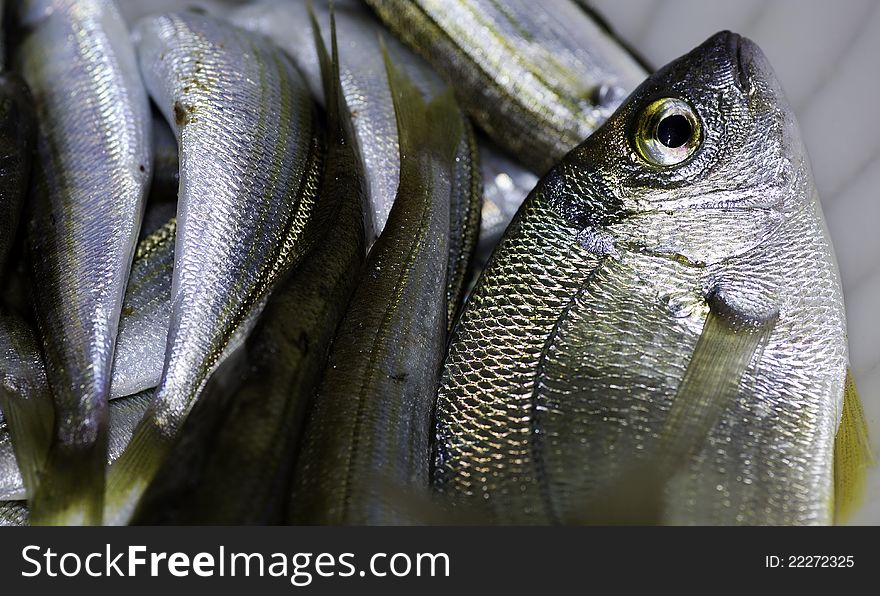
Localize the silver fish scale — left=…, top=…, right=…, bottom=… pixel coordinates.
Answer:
left=535, top=253, right=702, bottom=523
left=0, top=501, right=27, bottom=526
left=135, top=12, right=319, bottom=431
left=19, top=0, right=151, bottom=449
left=434, top=197, right=599, bottom=519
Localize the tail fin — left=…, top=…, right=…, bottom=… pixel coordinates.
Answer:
left=381, top=37, right=462, bottom=168
left=308, top=1, right=344, bottom=140
left=834, top=369, right=873, bottom=524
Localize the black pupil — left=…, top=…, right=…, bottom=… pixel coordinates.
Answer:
left=656, top=114, right=692, bottom=148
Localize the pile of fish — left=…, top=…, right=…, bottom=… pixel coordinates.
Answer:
left=0, top=0, right=871, bottom=526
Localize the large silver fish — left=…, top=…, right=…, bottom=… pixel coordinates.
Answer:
left=231, top=0, right=480, bottom=327
left=435, top=32, right=853, bottom=525
left=364, top=0, right=646, bottom=173
left=15, top=0, right=152, bottom=525
left=105, top=11, right=322, bottom=524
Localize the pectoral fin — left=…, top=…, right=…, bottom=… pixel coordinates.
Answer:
left=577, top=291, right=778, bottom=524
left=833, top=369, right=873, bottom=524
left=658, top=291, right=778, bottom=468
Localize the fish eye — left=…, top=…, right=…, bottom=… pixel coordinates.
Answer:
left=633, top=98, right=701, bottom=166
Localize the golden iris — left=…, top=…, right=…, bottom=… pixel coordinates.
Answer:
left=634, top=98, right=701, bottom=166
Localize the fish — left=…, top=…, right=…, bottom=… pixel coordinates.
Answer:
left=0, top=72, right=36, bottom=274
left=109, top=218, right=175, bottom=400
left=131, top=14, right=367, bottom=524
left=289, top=46, right=463, bottom=525
left=105, top=11, right=323, bottom=524
left=434, top=32, right=854, bottom=525
left=0, top=501, right=28, bottom=526
left=0, top=311, right=53, bottom=502
left=1, top=390, right=152, bottom=502
left=14, top=0, right=152, bottom=525
left=364, top=0, right=646, bottom=173
left=231, top=0, right=480, bottom=327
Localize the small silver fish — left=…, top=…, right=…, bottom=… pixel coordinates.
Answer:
left=290, top=48, right=463, bottom=525
left=109, top=218, right=175, bottom=400
left=105, top=11, right=323, bottom=524
left=15, top=0, right=152, bottom=525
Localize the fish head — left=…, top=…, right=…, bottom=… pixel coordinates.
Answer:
left=547, top=31, right=810, bottom=265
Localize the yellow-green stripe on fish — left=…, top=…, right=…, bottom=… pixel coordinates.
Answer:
left=16, top=0, right=152, bottom=525
left=104, top=11, right=323, bottom=525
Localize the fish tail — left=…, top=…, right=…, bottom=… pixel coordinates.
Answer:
left=0, top=393, right=53, bottom=502
left=309, top=1, right=343, bottom=136
left=30, top=436, right=107, bottom=526
left=833, top=369, right=874, bottom=524
left=104, top=417, right=174, bottom=525
left=381, top=37, right=462, bottom=168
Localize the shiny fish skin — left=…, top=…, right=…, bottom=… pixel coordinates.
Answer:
left=231, top=0, right=480, bottom=328
left=365, top=0, right=646, bottom=173
left=105, top=12, right=322, bottom=524
left=434, top=32, right=848, bottom=525
left=0, top=73, right=36, bottom=274
left=290, top=59, right=462, bottom=525
left=0, top=501, right=28, bottom=526
left=15, top=0, right=152, bottom=525
left=132, top=21, right=368, bottom=524
left=0, top=311, right=53, bottom=501
left=1, top=389, right=152, bottom=502
left=109, top=218, right=174, bottom=400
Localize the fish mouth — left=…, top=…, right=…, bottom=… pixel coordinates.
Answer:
left=722, top=31, right=749, bottom=91
left=723, top=31, right=765, bottom=92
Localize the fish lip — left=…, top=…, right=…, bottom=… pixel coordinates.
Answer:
left=719, top=31, right=746, bottom=90
left=729, top=31, right=761, bottom=92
